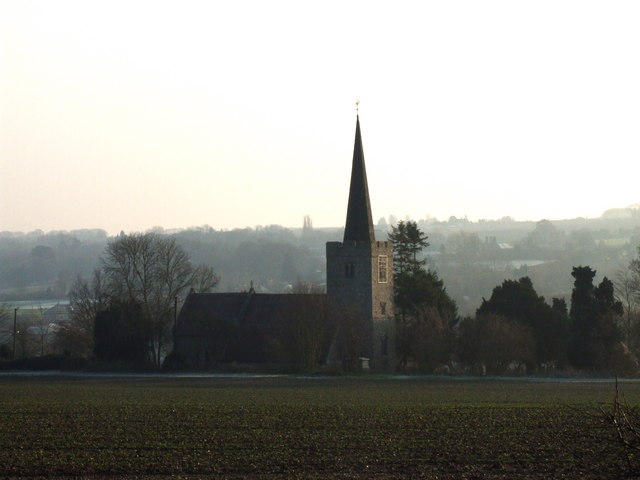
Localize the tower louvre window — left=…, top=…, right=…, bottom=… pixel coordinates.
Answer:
left=345, top=263, right=355, bottom=278
left=378, top=255, right=388, bottom=283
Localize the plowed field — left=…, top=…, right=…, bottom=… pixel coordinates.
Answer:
left=1, top=376, right=638, bottom=479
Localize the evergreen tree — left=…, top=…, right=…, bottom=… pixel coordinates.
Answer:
left=389, top=221, right=457, bottom=370
left=568, top=266, right=623, bottom=371
left=388, top=220, right=429, bottom=274
left=476, top=277, right=569, bottom=365
left=94, top=299, right=148, bottom=365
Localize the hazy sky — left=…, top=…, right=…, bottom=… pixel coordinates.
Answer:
left=2, top=1, right=639, bottom=234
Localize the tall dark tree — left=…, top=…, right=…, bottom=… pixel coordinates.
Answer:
left=55, top=270, right=107, bottom=357
left=388, top=220, right=429, bottom=274
left=395, top=269, right=457, bottom=322
left=569, top=266, right=597, bottom=323
left=389, top=221, right=457, bottom=370
left=389, top=220, right=434, bottom=320
left=477, top=277, right=569, bottom=365
left=568, top=266, right=623, bottom=371
left=94, top=299, right=148, bottom=365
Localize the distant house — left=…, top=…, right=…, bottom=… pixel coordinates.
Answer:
left=602, top=205, right=640, bottom=219
left=174, top=115, right=395, bottom=371
left=43, top=303, right=71, bottom=324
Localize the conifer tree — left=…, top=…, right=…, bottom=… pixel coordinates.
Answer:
left=568, top=266, right=623, bottom=371
left=389, top=221, right=457, bottom=370
left=388, top=220, right=429, bottom=274
left=476, top=277, right=569, bottom=365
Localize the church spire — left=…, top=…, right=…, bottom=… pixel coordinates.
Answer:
left=343, top=115, right=375, bottom=243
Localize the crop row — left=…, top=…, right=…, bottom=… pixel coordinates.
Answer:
left=0, top=377, right=636, bottom=478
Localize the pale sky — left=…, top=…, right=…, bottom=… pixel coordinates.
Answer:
left=1, top=1, right=639, bottom=234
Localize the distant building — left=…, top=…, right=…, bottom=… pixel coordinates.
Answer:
left=602, top=208, right=637, bottom=219
left=43, top=303, right=71, bottom=324
left=173, top=115, right=395, bottom=370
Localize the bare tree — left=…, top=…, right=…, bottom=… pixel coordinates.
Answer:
left=103, top=232, right=157, bottom=301
left=613, top=247, right=640, bottom=361
left=302, top=215, right=313, bottom=232
left=102, top=233, right=219, bottom=367
left=190, top=264, right=220, bottom=294
left=0, top=303, right=10, bottom=341
left=602, top=379, right=640, bottom=475
left=458, top=314, right=536, bottom=374
left=55, top=270, right=107, bottom=357
left=334, top=305, right=367, bottom=372
left=32, top=306, right=52, bottom=356
left=0, top=303, right=11, bottom=357
left=629, top=248, right=640, bottom=306
left=15, top=320, right=36, bottom=358
left=409, top=305, right=454, bottom=373
left=614, top=264, right=640, bottom=344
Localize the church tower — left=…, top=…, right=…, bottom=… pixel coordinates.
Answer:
left=326, top=115, right=395, bottom=371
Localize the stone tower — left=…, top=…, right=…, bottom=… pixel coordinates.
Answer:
left=326, top=115, right=395, bottom=371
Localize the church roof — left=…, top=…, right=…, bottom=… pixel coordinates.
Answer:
left=177, top=291, right=327, bottom=331
left=343, top=115, right=375, bottom=243
left=175, top=291, right=330, bottom=364
left=176, top=293, right=247, bottom=334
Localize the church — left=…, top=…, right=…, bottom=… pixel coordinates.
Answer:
left=173, top=115, right=395, bottom=371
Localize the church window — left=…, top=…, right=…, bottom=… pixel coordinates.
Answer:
left=380, top=301, right=386, bottom=315
left=378, top=255, right=388, bottom=283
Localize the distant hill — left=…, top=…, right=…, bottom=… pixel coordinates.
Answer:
left=601, top=203, right=640, bottom=219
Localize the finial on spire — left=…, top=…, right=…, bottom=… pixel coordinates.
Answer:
left=356, top=99, right=360, bottom=115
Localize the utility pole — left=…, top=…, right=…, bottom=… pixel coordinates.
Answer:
left=173, top=296, right=178, bottom=352
left=40, top=307, right=45, bottom=356
left=12, top=308, right=18, bottom=360
left=174, top=296, right=178, bottom=329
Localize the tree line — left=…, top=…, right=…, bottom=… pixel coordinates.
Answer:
left=2, top=222, right=640, bottom=374
left=391, top=220, right=639, bottom=375
left=3, top=216, right=640, bottom=323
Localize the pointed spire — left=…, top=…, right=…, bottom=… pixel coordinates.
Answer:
left=343, top=115, right=375, bottom=243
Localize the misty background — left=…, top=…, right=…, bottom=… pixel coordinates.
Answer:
left=2, top=204, right=639, bottom=317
